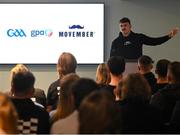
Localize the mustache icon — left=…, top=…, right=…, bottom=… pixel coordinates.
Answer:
left=69, top=25, right=84, bottom=29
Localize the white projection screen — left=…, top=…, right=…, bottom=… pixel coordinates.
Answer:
left=0, top=4, right=104, bottom=64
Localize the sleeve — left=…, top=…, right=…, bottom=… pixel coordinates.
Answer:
left=141, top=34, right=171, bottom=46
left=110, top=40, right=117, bottom=57
left=47, top=84, right=53, bottom=106
left=150, top=92, right=165, bottom=111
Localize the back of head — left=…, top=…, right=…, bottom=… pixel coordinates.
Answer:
left=11, top=71, right=35, bottom=96
left=107, top=56, right=125, bottom=76
left=96, top=63, right=110, bottom=85
left=168, top=61, right=180, bottom=84
left=10, top=64, right=29, bottom=82
left=156, top=59, right=170, bottom=78
left=119, top=17, right=131, bottom=24
left=79, top=91, right=121, bottom=133
left=121, top=73, right=151, bottom=102
left=138, top=55, right=154, bottom=71
left=72, top=78, right=99, bottom=109
left=0, top=92, right=18, bottom=134
left=57, top=52, right=77, bottom=77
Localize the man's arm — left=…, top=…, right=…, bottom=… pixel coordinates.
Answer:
left=110, top=40, right=118, bottom=57
left=142, top=27, right=178, bottom=46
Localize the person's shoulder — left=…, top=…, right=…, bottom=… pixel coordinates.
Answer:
left=51, top=110, right=79, bottom=134
left=48, top=79, right=60, bottom=90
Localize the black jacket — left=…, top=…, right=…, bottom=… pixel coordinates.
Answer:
left=150, top=84, right=180, bottom=124
left=47, top=79, right=60, bottom=110
left=110, top=32, right=170, bottom=59
left=118, top=98, right=163, bottom=133
left=11, top=98, right=50, bottom=134
left=143, top=72, right=157, bottom=95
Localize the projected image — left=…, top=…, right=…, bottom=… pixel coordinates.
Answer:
left=0, top=4, right=104, bottom=64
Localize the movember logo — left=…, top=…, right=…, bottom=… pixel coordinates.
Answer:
left=69, top=25, right=84, bottom=29
left=59, top=25, right=94, bottom=38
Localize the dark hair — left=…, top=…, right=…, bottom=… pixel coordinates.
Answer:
left=107, top=56, right=125, bottom=76
left=119, top=17, right=131, bottom=24
left=72, top=78, right=99, bottom=109
left=12, top=71, right=35, bottom=94
left=168, top=61, right=180, bottom=83
left=79, top=91, right=121, bottom=134
left=138, top=55, right=154, bottom=66
left=156, top=59, right=170, bottom=78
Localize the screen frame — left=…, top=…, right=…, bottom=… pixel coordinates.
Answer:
left=0, top=3, right=105, bottom=65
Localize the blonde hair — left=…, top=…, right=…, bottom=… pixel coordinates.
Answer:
left=10, top=64, right=29, bottom=82
left=0, top=92, right=19, bottom=134
left=96, top=63, right=110, bottom=85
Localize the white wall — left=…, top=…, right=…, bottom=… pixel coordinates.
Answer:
left=0, top=0, right=180, bottom=94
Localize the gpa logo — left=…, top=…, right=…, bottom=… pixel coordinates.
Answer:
left=31, top=29, right=53, bottom=37
left=7, top=29, right=26, bottom=37
left=59, top=25, right=94, bottom=38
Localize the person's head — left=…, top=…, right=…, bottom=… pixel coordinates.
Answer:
left=51, top=73, right=80, bottom=124
left=138, top=55, right=154, bottom=73
left=11, top=71, right=35, bottom=98
left=79, top=91, right=121, bottom=134
left=96, top=63, right=110, bottom=85
left=72, top=78, right=99, bottom=109
left=121, top=73, right=151, bottom=102
left=167, top=61, right=180, bottom=84
left=155, top=59, right=170, bottom=78
left=57, top=52, right=77, bottom=79
left=119, top=17, right=132, bottom=37
left=107, top=56, right=125, bottom=77
left=0, top=92, right=19, bottom=134
left=10, top=64, right=29, bottom=82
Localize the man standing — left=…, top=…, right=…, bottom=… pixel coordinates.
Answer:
left=110, top=17, right=178, bottom=60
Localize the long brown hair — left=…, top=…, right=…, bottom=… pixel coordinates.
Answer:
left=51, top=73, right=80, bottom=124
left=0, top=92, right=19, bottom=134
left=121, top=73, right=151, bottom=102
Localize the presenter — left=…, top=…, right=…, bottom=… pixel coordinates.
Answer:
left=110, top=17, right=178, bottom=60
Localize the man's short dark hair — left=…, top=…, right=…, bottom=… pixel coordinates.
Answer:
left=138, top=55, right=154, bottom=66
left=72, top=78, right=99, bottom=109
left=168, top=61, right=180, bottom=83
left=156, top=59, right=170, bottom=78
left=119, top=17, right=131, bottom=24
left=12, top=71, right=35, bottom=94
left=107, top=56, right=125, bottom=76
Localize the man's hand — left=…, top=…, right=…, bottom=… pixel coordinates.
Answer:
left=169, top=27, right=179, bottom=38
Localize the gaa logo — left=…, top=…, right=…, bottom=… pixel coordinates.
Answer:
left=7, top=29, right=26, bottom=37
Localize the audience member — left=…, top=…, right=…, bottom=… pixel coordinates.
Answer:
left=9, top=64, right=47, bottom=108
left=170, top=100, right=180, bottom=133
left=155, top=59, right=170, bottom=90
left=50, top=73, right=80, bottom=125
left=103, top=56, right=125, bottom=100
left=138, top=55, right=157, bottom=94
left=96, top=63, right=110, bottom=87
left=47, top=52, right=77, bottom=112
left=79, top=91, right=121, bottom=133
left=0, top=92, right=19, bottom=134
left=51, top=78, right=99, bottom=134
left=150, top=61, right=180, bottom=127
left=119, top=73, right=163, bottom=133
left=10, top=71, right=50, bottom=134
